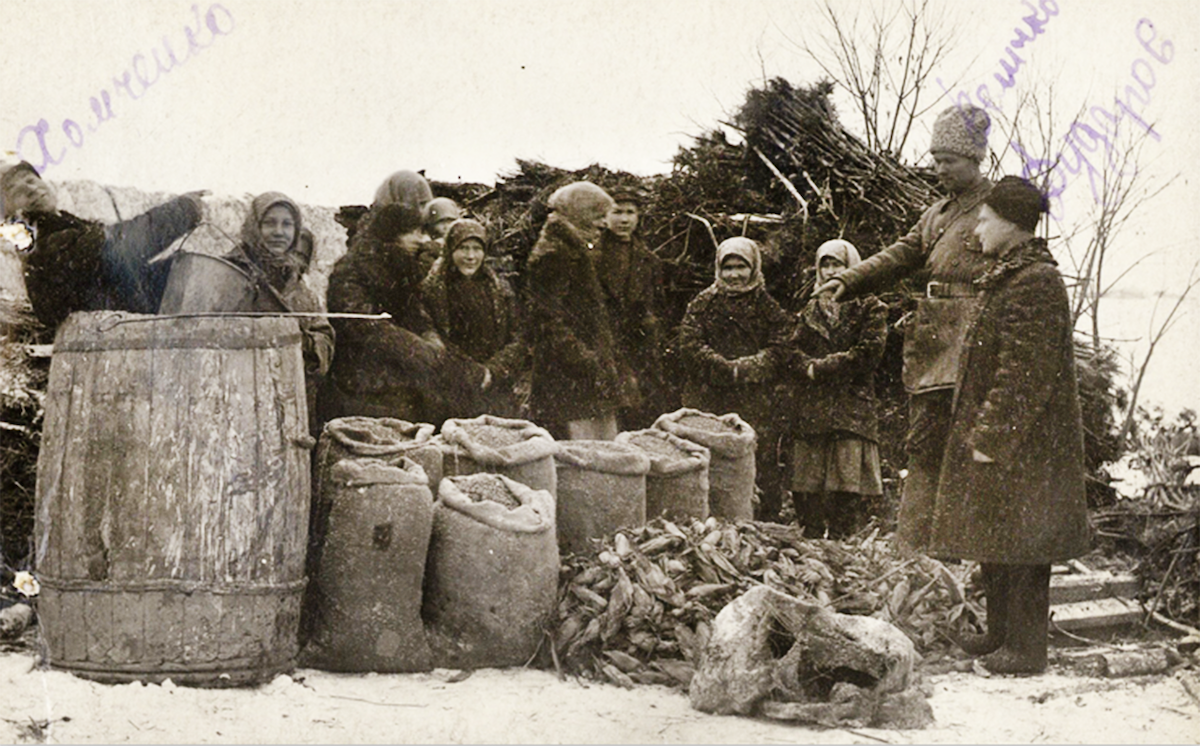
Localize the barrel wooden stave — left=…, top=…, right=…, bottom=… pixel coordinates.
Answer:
left=35, top=312, right=309, bottom=685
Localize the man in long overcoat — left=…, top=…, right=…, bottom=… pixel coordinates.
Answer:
left=930, top=176, right=1089, bottom=673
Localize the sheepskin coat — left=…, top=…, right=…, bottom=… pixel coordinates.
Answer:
left=921, top=239, right=1090, bottom=563
left=21, top=195, right=203, bottom=334
left=525, top=213, right=621, bottom=423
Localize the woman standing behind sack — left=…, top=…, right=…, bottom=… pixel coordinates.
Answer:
left=420, top=218, right=526, bottom=418
left=223, top=192, right=335, bottom=431
left=783, top=239, right=887, bottom=538
left=323, top=199, right=487, bottom=426
left=677, top=237, right=792, bottom=521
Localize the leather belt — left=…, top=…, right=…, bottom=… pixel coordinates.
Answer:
left=926, top=280, right=978, bottom=298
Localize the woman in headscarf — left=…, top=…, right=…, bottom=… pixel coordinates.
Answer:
left=783, top=239, right=888, bottom=538
left=224, top=192, right=335, bottom=433
left=323, top=199, right=487, bottom=426
left=420, top=218, right=526, bottom=418
left=677, top=237, right=793, bottom=519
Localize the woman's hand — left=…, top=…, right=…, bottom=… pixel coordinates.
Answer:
left=972, top=449, right=994, bottom=463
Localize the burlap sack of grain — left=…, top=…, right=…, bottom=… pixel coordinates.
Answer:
left=553, top=440, right=651, bottom=556
left=422, top=473, right=559, bottom=669
left=654, top=408, right=756, bottom=521
left=314, top=417, right=442, bottom=495
left=436, top=414, right=558, bottom=497
left=305, top=417, right=441, bottom=642
left=303, top=457, right=434, bottom=673
left=615, top=429, right=711, bottom=522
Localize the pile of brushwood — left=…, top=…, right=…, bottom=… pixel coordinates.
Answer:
left=1092, top=409, right=1199, bottom=629
left=0, top=300, right=46, bottom=570
left=547, top=516, right=976, bottom=689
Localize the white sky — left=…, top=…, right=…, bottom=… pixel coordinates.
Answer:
left=2, top=0, right=1198, bottom=415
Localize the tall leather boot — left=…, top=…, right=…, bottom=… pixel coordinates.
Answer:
left=983, top=564, right=1051, bottom=674
left=957, top=563, right=1009, bottom=655
left=790, top=491, right=827, bottom=537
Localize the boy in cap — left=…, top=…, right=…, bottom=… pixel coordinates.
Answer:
left=594, top=183, right=665, bottom=431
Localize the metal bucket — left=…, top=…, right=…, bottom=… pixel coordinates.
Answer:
left=158, top=252, right=286, bottom=314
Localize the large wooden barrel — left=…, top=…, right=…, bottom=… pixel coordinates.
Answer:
left=34, top=311, right=313, bottom=686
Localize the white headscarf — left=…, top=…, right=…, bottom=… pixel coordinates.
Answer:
left=713, top=237, right=764, bottom=295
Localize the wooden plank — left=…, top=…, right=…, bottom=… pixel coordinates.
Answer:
left=58, top=347, right=98, bottom=580
left=35, top=347, right=76, bottom=579
left=107, top=343, right=153, bottom=582
left=146, top=323, right=190, bottom=581
left=108, top=590, right=143, bottom=665
left=1050, top=573, right=1140, bottom=605
left=143, top=590, right=182, bottom=667
left=84, top=591, right=114, bottom=664
left=1050, top=597, right=1142, bottom=631
left=184, top=346, right=226, bottom=584
left=58, top=588, right=87, bottom=664
left=226, top=323, right=261, bottom=582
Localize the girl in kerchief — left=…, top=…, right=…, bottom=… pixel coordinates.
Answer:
left=783, top=239, right=887, bottom=538
left=225, top=192, right=335, bottom=433
left=420, top=218, right=526, bottom=419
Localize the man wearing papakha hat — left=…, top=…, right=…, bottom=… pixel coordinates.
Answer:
left=814, top=105, right=997, bottom=568
left=0, top=160, right=206, bottom=337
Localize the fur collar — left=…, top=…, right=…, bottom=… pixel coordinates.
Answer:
left=974, top=237, right=1056, bottom=290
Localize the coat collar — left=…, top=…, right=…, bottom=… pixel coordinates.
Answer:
left=973, top=237, right=1056, bottom=290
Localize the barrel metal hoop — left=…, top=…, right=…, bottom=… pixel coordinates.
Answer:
left=55, top=333, right=303, bottom=353
left=37, top=576, right=307, bottom=595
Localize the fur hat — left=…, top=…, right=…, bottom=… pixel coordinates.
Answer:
left=372, top=170, right=433, bottom=211
left=548, top=181, right=615, bottom=230
left=930, top=104, right=990, bottom=162
left=984, top=176, right=1048, bottom=232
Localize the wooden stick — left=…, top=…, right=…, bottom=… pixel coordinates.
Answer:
left=1148, top=609, right=1200, bottom=639
left=752, top=146, right=809, bottom=220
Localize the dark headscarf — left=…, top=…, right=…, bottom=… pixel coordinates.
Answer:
left=439, top=218, right=497, bottom=354
left=984, top=175, right=1048, bottom=233
left=372, top=170, right=433, bottom=211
